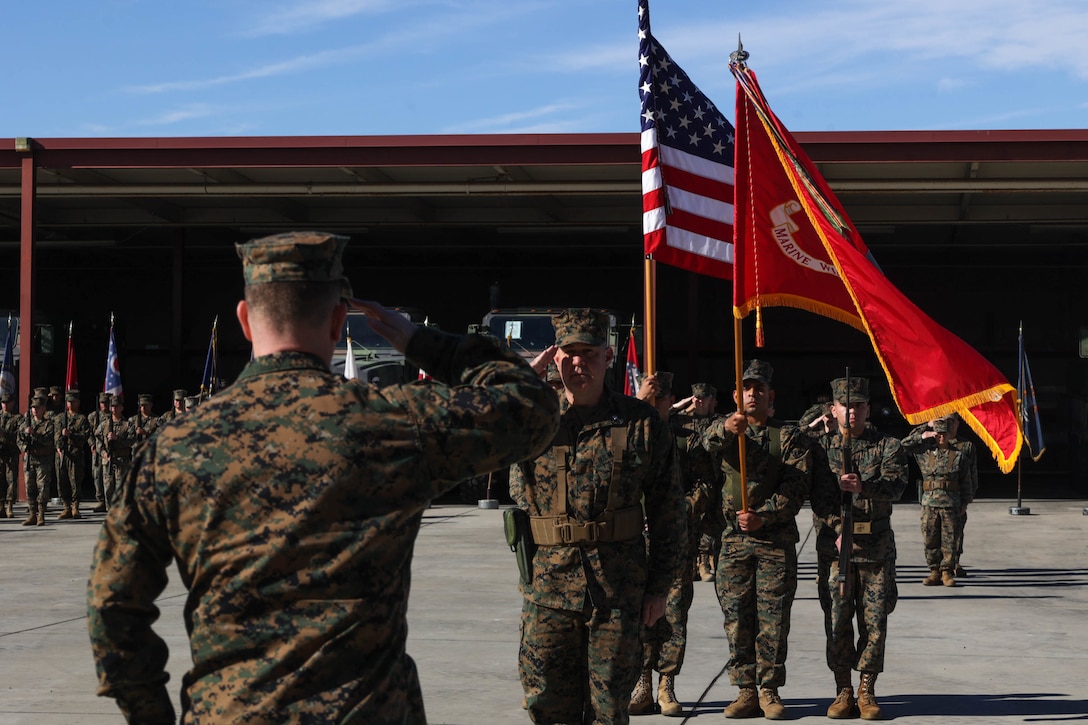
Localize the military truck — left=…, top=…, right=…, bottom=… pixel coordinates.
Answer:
left=457, top=307, right=625, bottom=503
left=469, top=307, right=622, bottom=372
left=330, top=307, right=432, bottom=386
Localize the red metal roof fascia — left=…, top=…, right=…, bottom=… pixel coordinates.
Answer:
left=1, top=133, right=640, bottom=170
left=795, top=129, right=1088, bottom=163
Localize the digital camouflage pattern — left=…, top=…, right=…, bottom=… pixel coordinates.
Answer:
left=551, top=308, right=609, bottom=348
left=0, top=406, right=19, bottom=505
left=810, top=425, right=907, bottom=563
left=701, top=418, right=811, bottom=689
left=902, top=424, right=978, bottom=572
left=19, top=413, right=55, bottom=507
left=97, top=414, right=136, bottom=504
left=55, top=408, right=93, bottom=505
left=811, top=424, right=907, bottom=675
left=87, top=400, right=111, bottom=505
left=236, top=231, right=353, bottom=300
left=640, top=414, right=717, bottom=677
left=87, top=327, right=559, bottom=724
left=509, top=390, right=686, bottom=724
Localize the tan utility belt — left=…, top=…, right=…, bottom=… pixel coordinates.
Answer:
left=850, top=519, right=891, bottom=536
left=922, top=478, right=959, bottom=492
left=530, top=505, right=644, bottom=546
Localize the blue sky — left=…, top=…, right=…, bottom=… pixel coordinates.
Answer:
left=4, top=0, right=1087, bottom=138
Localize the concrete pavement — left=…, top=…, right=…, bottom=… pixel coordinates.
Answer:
left=0, top=496, right=1086, bottom=723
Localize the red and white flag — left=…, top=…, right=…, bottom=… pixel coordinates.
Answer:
left=623, top=328, right=641, bottom=397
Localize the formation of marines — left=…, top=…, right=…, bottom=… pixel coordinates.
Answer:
left=1, top=251, right=979, bottom=723
left=0, top=385, right=202, bottom=523
left=511, top=329, right=977, bottom=723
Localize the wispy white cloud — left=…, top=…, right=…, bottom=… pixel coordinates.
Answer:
left=441, top=102, right=579, bottom=133
left=555, top=0, right=1088, bottom=91
left=937, top=78, right=968, bottom=93
left=125, top=1, right=544, bottom=94
left=131, top=103, right=216, bottom=126
left=245, top=0, right=397, bottom=37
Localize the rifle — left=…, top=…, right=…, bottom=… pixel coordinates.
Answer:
left=837, top=368, right=854, bottom=598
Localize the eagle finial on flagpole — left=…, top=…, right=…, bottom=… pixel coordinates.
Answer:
left=730, top=33, right=749, bottom=67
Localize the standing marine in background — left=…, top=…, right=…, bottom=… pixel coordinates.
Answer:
left=98, top=395, right=135, bottom=506
left=701, top=360, right=810, bottom=720
left=629, top=371, right=711, bottom=717
left=19, top=394, right=55, bottom=526
left=0, top=393, right=19, bottom=518
left=87, top=393, right=112, bottom=513
left=810, top=376, right=907, bottom=720
left=55, top=390, right=93, bottom=520
left=901, top=413, right=977, bottom=587
left=131, top=393, right=161, bottom=447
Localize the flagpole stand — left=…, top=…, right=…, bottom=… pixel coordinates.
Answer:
left=478, top=472, right=500, bottom=510
left=1009, top=458, right=1030, bottom=515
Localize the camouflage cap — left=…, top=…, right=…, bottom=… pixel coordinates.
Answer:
left=97, top=392, right=112, bottom=405
left=236, top=231, right=353, bottom=300
left=930, top=413, right=959, bottom=433
left=831, top=376, right=870, bottom=404
left=173, top=388, right=188, bottom=401
left=0, top=392, right=13, bottom=403
left=64, top=390, right=80, bottom=402
left=691, top=382, right=716, bottom=399
left=30, top=395, right=46, bottom=407
left=552, top=308, right=609, bottom=348
left=110, top=395, right=124, bottom=406
left=184, top=396, right=200, bottom=408
left=48, top=385, right=63, bottom=396
left=742, top=359, right=773, bottom=386
left=138, top=393, right=154, bottom=405
left=33, top=387, right=47, bottom=397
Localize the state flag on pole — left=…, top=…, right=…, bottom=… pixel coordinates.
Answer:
left=104, top=320, right=123, bottom=397
left=1018, top=326, right=1046, bottom=461
left=343, top=336, right=358, bottom=380
left=639, top=0, right=735, bottom=279
left=624, top=328, right=641, bottom=397
left=731, top=62, right=1021, bottom=473
left=65, top=322, right=78, bottom=392
left=0, top=316, right=14, bottom=399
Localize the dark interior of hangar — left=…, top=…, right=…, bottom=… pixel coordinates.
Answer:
left=1, top=132, right=1086, bottom=497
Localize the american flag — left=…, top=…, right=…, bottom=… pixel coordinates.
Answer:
left=639, top=0, right=735, bottom=280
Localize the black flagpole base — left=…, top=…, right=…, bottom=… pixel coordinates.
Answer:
left=1009, top=506, right=1031, bottom=516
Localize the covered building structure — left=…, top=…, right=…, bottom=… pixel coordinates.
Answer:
left=1, top=130, right=1086, bottom=496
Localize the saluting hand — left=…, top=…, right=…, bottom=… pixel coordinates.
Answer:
left=348, top=299, right=417, bottom=353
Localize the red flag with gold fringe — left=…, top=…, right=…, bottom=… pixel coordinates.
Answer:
left=732, top=62, right=1021, bottom=472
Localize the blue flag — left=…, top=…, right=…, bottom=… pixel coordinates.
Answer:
left=0, top=316, right=14, bottom=399
left=104, top=324, right=123, bottom=397
left=1017, top=326, right=1045, bottom=461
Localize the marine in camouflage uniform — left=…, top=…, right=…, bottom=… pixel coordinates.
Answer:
left=54, top=390, right=93, bottom=519
left=901, top=413, right=977, bottom=587
left=810, top=376, right=908, bottom=720
left=158, top=389, right=187, bottom=425
left=701, top=360, right=810, bottom=720
left=510, top=310, right=686, bottom=725
left=686, top=383, right=725, bottom=583
left=0, top=393, right=20, bottom=517
left=629, top=373, right=717, bottom=717
left=87, top=231, right=559, bottom=725
left=131, top=393, right=161, bottom=449
left=86, top=393, right=112, bottom=513
left=98, top=396, right=135, bottom=506
left=18, top=395, right=55, bottom=526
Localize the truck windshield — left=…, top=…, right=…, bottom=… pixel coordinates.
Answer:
left=487, top=315, right=555, bottom=358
